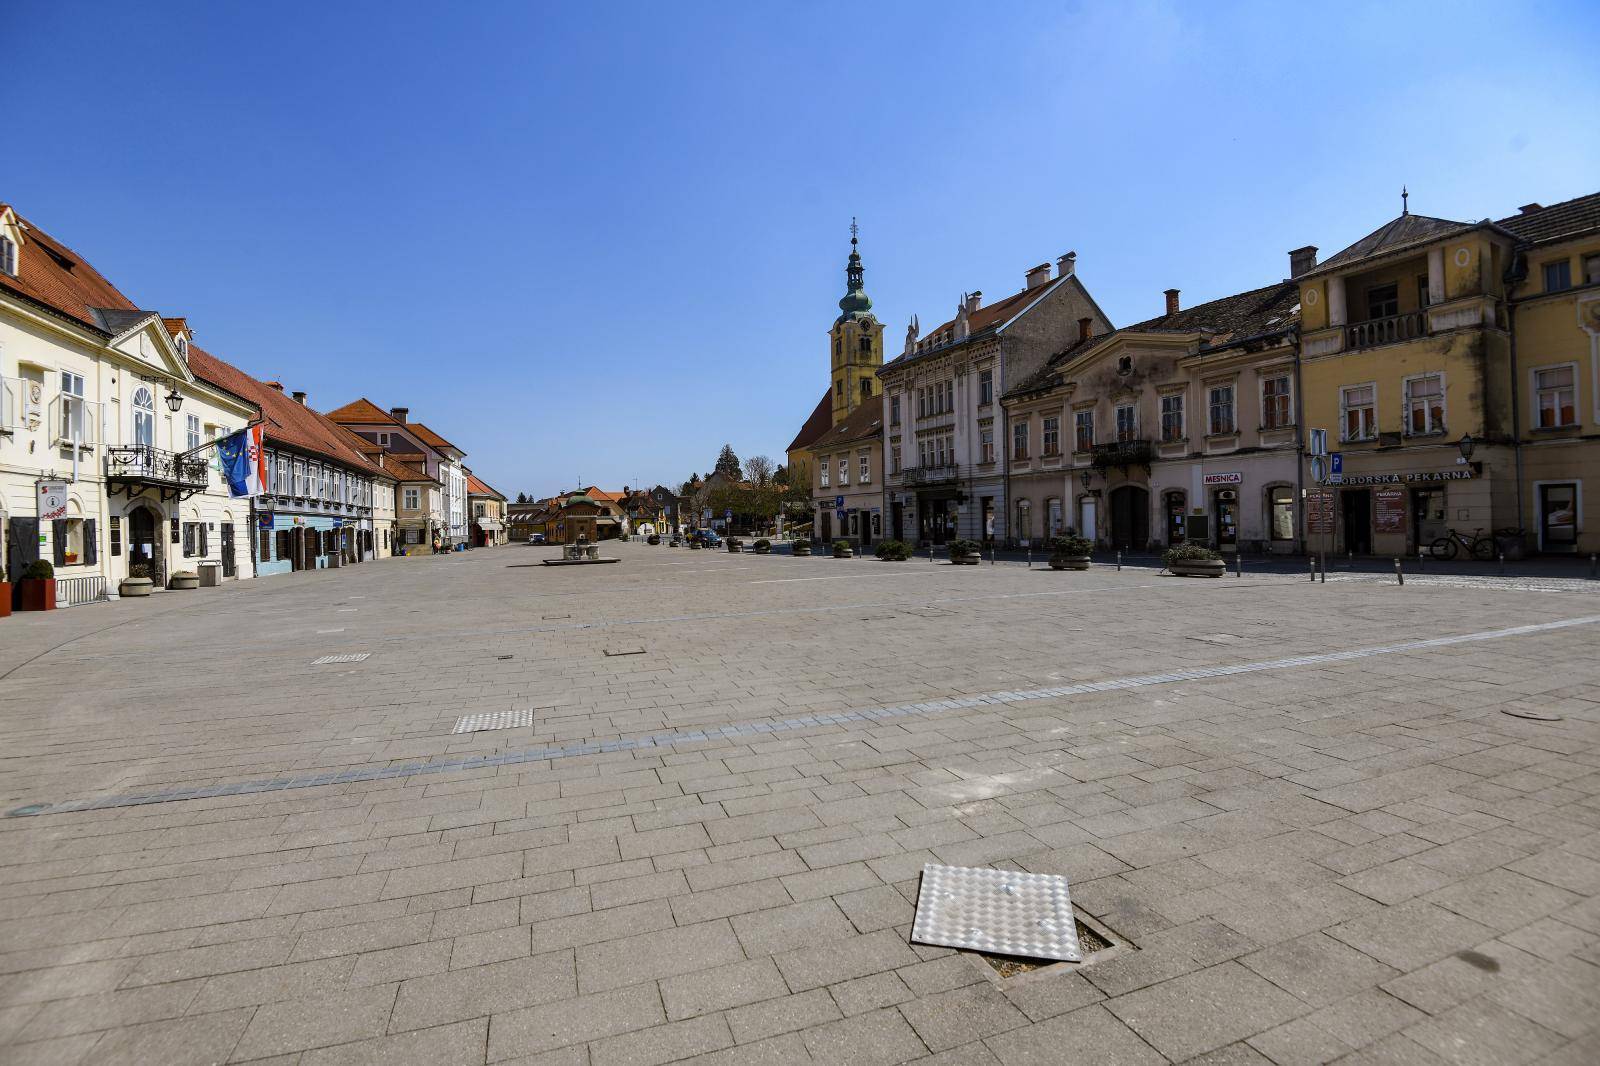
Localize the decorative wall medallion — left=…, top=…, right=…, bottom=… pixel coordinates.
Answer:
left=1454, top=247, right=1471, bottom=267
left=1305, top=288, right=1319, bottom=306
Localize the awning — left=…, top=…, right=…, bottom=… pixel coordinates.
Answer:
left=478, top=519, right=503, bottom=531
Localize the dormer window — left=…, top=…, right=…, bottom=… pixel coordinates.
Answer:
left=0, top=235, right=15, bottom=276
left=175, top=336, right=188, bottom=357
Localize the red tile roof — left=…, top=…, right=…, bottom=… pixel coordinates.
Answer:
left=466, top=473, right=505, bottom=499
left=786, top=391, right=832, bottom=453
left=409, top=422, right=459, bottom=452
left=325, top=398, right=402, bottom=426
left=0, top=210, right=146, bottom=332
left=388, top=458, right=438, bottom=483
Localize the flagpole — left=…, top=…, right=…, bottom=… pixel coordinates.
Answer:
left=174, top=416, right=266, bottom=467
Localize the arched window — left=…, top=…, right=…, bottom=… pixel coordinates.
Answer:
left=132, top=386, right=155, bottom=447
left=859, top=378, right=872, bottom=399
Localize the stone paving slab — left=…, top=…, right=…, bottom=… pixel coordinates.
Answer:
left=1, top=543, right=1598, bottom=1063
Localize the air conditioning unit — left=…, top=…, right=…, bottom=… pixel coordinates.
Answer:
left=1217, top=490, right=1238, bottom=501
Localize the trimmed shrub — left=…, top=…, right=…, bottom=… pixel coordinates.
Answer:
left=874, top=540, right=913, bottom=561
left=950, top=539, right=982, bottom=557
left=1163, top=544, right=1221, bottom=566
left=1049, top=534, right=1093, bottom=557
left=22, top=560, right=55, bottom=581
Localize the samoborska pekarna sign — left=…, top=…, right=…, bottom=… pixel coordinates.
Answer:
left=1342, top=469, right=1475, bottom=486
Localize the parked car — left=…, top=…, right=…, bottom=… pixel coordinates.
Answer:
left=527, top=533, right=546, bottom=544
left=690, top=529, right=722, bottom=548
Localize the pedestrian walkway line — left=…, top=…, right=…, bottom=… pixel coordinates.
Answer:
left=9, top=613, right=1596, bottom=819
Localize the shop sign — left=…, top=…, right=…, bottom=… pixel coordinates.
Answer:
left=1201, top=472, right=1242, bottom=485
left=1342, top=469, right=1474, bottom=486
left=1374, top=488, right=1407, bottom=534
left=1306, top=489, right=1335, bottom=534
left=37, top=480, right=70, bottom=521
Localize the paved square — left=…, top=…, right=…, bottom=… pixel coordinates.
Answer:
left=1, top=544, right=1598, bottom=1063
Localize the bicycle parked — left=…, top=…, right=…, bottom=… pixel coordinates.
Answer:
left=1428, top=527, right=1495, bottom=561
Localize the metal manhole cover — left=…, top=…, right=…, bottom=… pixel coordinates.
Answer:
left=452, top=709, right=535, bottom=734
left=911, top=864, right=1081, bottom=963
left=312, top=653, right=370, bottom=665
left=981, top=918, right=1111, bottom=977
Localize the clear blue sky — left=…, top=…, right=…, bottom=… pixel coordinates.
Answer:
left=11, top=1, right=1598, bottom=498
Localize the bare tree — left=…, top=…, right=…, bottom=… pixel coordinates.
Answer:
left=743, top=455, right=775, bottom=486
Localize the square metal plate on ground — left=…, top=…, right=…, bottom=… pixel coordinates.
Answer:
left=311, top=653, right=370, bottom=665
left=452, top=709, right=535, bottom=734
left=604, top=647, right=645, bottom=656
left=911, top=864, right=1081, bottom=963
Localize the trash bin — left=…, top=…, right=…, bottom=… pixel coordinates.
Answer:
left=197, top=561, right=223, bottom=587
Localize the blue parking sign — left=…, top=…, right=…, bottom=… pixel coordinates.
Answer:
left=1330, top=453, right=1343, bottom=475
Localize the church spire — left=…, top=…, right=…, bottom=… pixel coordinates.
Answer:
left=838, top=217, right=872, bottom=319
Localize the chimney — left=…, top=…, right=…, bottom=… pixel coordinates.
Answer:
left=1025, top=262, right=1052, bottom=290
left=1164, top=288, right=1180, bottom=315
left=265, top=381, right=285, bottom=393
left=1289, top=246, right=1318, bottom=278
left=965, top=291, right=983, bottom=313
left=390, top=407, right=409, bottom=423
left=1519, top=203, right=1543, bottom=214
left=1077, top=317, right=1093, bottom=342
left=291, top=390, right=308, bottom=406
left=1057, top=251, right=1076, bottom=278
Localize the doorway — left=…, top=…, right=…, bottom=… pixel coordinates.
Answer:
left=891, top=501, right=904, bottom=542
left=129, top=505, right=162, bottom=585
left=1411, top=488, right=1446, bottom=554
left=220, top=523, right=236, bottom=577
left=1163, top=491, right=1187, bottom=546
left=1538, top=483, right=1578, bottom=552
left=1108, top=485, right=1149, bottom=551
left=819, top=511, right=832, bottom=542
left=1341, top=489, right=1372, bottom=554
left=1212, top=490, right=1239, bottom=551
left=1078, top=495, right=1098, bottom=544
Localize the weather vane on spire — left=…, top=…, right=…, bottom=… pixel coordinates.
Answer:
left=1402, top=186, right=1409, bottom=215
left=850, top=217, right=859, bottom=245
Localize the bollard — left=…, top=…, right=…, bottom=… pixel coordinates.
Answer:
left=1591, top=554, right=1597, bottom=580
left=1027, top=544, right=1032, bottom=570
left=1116, top=550, right=1122, bottom=572
left=1319, top=552, right=1326, bottom=583
left=1234, top=552, right=1242, bottom=577
left=1417, top=549, right=1424, bottom=571
left=1394, top=557, right=1404, bottom=586
left=1499, top=551, right=1505, bottom=576
left=1309, top=557, right=1316, bottom=582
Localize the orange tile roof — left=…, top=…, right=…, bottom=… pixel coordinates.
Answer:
left=409, top=421, right=459, bottom=452
left=0, top=211, right=146, bottom=332
left=387, top=458, right=438, bottom=483
left=786, top=391, right=832, bottom=453
left=325, top=397, right=402, bottom=426
left=466, top=473, right=505, bottom=499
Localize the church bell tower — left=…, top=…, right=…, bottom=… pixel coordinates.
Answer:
left=830, top=219, right=883, bottom=425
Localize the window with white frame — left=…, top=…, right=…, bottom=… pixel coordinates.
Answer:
left=1542, top=260, right=1571, bottom=293
left=1074, top=409, right=1094, bottom=452
left=59, top=371, right=86, bottom=442
left=1047, top=497, right=1063, bottom=536
left=1160, top=393, right=1184, bottom=442
left=185, top=413, right=201, bottom=451
left=404, top=486, right=420, bottom=510
left=1341, top=384, right=1377, bottom=440
left=936, top=435, right=949, bottom=467
left=60, top=518, right=86, bottom=563
left=1586, top=254, right=1600, bottom=286
left=1405, top=374, right=1445, bottom=435
left=1042, top=415, right=1060, bottom=456
left=1012, top=420, right=1029, bottom=459
left=1535, top=366, right=1576, bottom=428
left=890, top=396, right=900, bottom=425
left=858, top=450, right=870, bottom=483
left=979, top=369, right=993, bottom=405
left=980, top=427, right=994, bottom=463
left=1115, top=404, right=1137, bottom=442
left=132, top=385, right=154, bottom=446
left=837, top=456, right=848, bottom=486
left=0, top=377, right=12, bottom=431
left=1207, top=385, right=1235, bottom=435
left=890, top=444, right=901, bottom=474
left=0, top=235, right=16, bottom=276
left=1262, top=374, right=1292, bottom=429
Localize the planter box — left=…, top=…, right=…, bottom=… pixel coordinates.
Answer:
left=950, top=553, right=980, bottom=566
left=727, top=543, right=742, bottom=553
left=18, top=579, right=55, bottom=611
left=119, top=577, right=154, bottom=598
left=168, top=574, right=200, bottom=590
left=1170, top=558, right=1225, bottom=578
left=1049, top=555, right=1091, bottom=571
left=833, top=547, right=853, bottom=558
left=754, top=545, right=770, bottom=554
left=793, top=544, right=812, bottom=556
left=0, top=582, right=10, bottom=617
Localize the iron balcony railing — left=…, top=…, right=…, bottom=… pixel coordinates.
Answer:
left=1346, top=310, right=1428, bottom=350
left=1090, top=439, right=1153, bottom=471
left=898, top=462, right=964, bottom=488
left=106, top=446, right=210, bottom=488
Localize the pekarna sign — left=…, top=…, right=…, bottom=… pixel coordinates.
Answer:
left=1341, top=469, right=1475, bottom=486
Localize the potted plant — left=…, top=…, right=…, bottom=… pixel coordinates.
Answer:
left=0, top=563, right=10, bottom=619
left=726, top=537, right=742, bottom=553
left=1048, top=533, right=1094, bottom=571
left=63, top=551, right=79, bottom=565
left=167, top=569, right=200, bottom=590
left=832, top=539, right=853, bottom=558
left=793, top=539, right=812, bottom=556
left=949, top=539, right=982, bottom=565
left=18, top=560, right=56, bottom=611
left=120, top=563, right=155, bottom=598
left=1164, top=543, right=1225, bottom=578
left=753, top=539, right=771, bottom=554
left=647, top=534, right=661, bottom=545
left=874, top=540, right=912, bottom=561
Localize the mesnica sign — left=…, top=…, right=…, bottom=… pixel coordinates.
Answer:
left=1340, top=469, right=1475, bottom=486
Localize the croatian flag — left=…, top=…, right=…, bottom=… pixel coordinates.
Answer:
left=217, top=425, right=267, bottom=498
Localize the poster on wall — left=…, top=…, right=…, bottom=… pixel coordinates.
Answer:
left=1373, top=488, right=1407, bottom=535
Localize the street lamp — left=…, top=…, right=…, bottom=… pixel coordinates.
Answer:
left=1457, top=433, right=1476, bottom=462
left=164, top=386, right=184, bottom=413
left=1079, top=469, right=1093, bottom=493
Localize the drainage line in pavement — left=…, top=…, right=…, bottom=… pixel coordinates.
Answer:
left=9, top=613, right=1597, bottom=819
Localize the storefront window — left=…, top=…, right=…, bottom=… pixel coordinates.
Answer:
left=1270, top=486, right=1295, bottom=540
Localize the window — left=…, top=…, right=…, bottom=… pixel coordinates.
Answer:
left=375, top=432, right=391, bottom=446
left=1405, top=374, right=1445, bottom=435
left=132, top=386, right=155, bottom=447
left=182, top=522, right=197, bottom=558
left=59, top=371, right=86, bottom=442
left=259, top=528, right=272, bottom=563
left=936, top=436, right=949, bottom=468
left=1416, top=274, right=1430, bottom=309
left=1012, top=421, right=1029, bottom=459
left=110, top=516, right=122, bottom=557
left=820, top=456, right=830, bottom=486
left=185, top=413, right=201, bottom=451
left=1366, top=283, right=1398, bottom=320
left=979, top=369, right=993, bottom=405
left=1042, top=416, right=1060, bottom=456
left=0, top=235, right=15, bottom=276
left=1016, top=499, right=1032, bottom=540
left=1160, top=394, right=1184, bottom=442
left=1207, top=385, right=1235, bottom=435
left=1586, top=254, right=1600, bottom=286
left=980, top=427, right=995, bottom=464
left=1535, top=366, right=1576, bottom=428
left=1543, top=260, right=1571, bottom=293
left=860, top=378, right=872, bottom=400
left=404, top=486, right=420, bottom=509
left=1262, top=375, right=1292, bottom=429
left=1075, top=409, right=1094, bottom=452
left=859, top=335, right=872, bottom=355
left=1047, top=497, right=1063, bottom=536
left=1270, top=487, right=1295, bottom=541
left=58, top=518, right=86, bottom=564
left=837, top=457, right=848, bottom=486
left=890, top=396, right=900, bottom=425
left=918, top=388, right=927, bottom=418
left=175, top=336, right=188, bottom=357
left=890, top=445, right=901, bottom=474
left=835, top=379, right=844, bottom=397
left=1115, top=404, right=1137, bottom=442
left=858, top=451, right=870, bottom=483
left=1341, top=384, right=1377, bottom=441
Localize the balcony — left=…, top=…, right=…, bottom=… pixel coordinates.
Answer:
left=106, top=446, right=211, bottom=501
left=1346, top=310, right=1429, bottom=350
left=1090, top=439, right=1153, bottom=473
left=900, top=463, right=962, bottom=488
